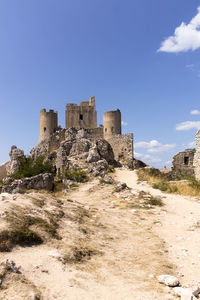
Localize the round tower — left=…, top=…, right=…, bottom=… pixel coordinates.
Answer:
left=103, top=109, right=121, bottom=138
left=38, top=109, right=58, bottom=144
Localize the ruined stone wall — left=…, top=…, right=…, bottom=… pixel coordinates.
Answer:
left=65, top=96, right=97, bottom=129
left=105, top=134, right=133, bottom=167
left=103, top=110, right=121, bottom=139
left=171, top=150, right=195, bottom=179
left=194, top=130, right=200, bottom=180
left=39, top=109, right=58, bottom=143
left=32, top=129, right=66, bottom=158
left=86, top=127, right=104, bottom=140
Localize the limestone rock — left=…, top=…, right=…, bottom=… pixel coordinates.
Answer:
left=181, top=289, right=197, bottom=300
left=87, top=147, right=101, bottom=163
left=157, top=275, right=180, bottom=287
left=88, top=159, right=108, bottom=176
left=96, top=139, right=115, bottom=164
left=69, top=139, right=92, bottom=156
left=2, top=173, right=54, bottom=194
left=132, top=158, right=147, bottom=169
left=115, top=182, right=127, bottom=192
left=101, top=174, right=114, bottom=184
left=6, top=146, right=25, bottom=176
left=65, top=128, right=78, bottom=141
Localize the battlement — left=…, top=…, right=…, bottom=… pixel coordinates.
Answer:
left=65, top=96, right=97, bottom=129
left=38, top=108, right=58, bottom=144
left=40, top=109, right=57, bottom=114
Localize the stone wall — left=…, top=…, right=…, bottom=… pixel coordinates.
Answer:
left=171, top=150, right=195, bottom=179
left=194, top=130, right=200, bottom=180
left=105, top=133, right=133, bottom=167
left=65, top=97, right=97, bottom=129
left=86, top=127, right=104, bottom=140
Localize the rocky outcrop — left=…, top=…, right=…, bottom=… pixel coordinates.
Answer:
left=6, top=146, right=25, bottom=176
left=132, top=158, right=147, bottom=169
left=96, top=139, right=115, bottom=164
left=0, top=162, right=9, bottom=180
left=2, top=173, right=54, bottom=194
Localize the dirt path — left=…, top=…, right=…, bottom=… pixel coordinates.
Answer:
left=115, top=168, right=200, bottom=288
left=1, top=176, right=178, bottom=300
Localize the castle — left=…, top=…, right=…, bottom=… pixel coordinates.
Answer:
left=37, top=96, right=134, bottom=166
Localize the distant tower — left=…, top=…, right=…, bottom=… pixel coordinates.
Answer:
left=65, top=96, right=97, bottom=129
left=38, top=109, right=58, bottom=143
left=103, top=109, right=121, bottom=138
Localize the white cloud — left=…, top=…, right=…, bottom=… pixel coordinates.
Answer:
left=158, top=7, right=200, bottom=53
left=121, top=121, right=128, bottom=126
left=176, top=121, right=200, bottom=131
left=186, top=64, right=195, bottom=69
left=134, top=152, right=161, bottom=164
left=191, top=109, right=200, bottom=115
left=135, top=140, right=176, bottom=153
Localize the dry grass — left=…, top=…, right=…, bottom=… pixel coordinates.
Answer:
left=63, top=241, right=101, bottom=264
left=0, top=206, right=62, bottom=252
left=137, top=168, right=200, bottom=197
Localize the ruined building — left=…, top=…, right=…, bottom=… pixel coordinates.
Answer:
left=171, top=149, right=195, bottom=179
left=194, top=130, right=200, bottom=180
left=37, top=96, right=133, bottom=167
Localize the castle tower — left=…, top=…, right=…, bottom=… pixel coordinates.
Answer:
left=38, top=109, right=58, bottom=143
left=103, top=109, right=121, bottom=138
left=65, top=96, right=97, bottom=129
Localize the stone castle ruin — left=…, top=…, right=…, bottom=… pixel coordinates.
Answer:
left=171, top=149, right=195, bottom=179
left=36, top=96, right=133, bottom=168
left=172, top=130, right=200, bottom=180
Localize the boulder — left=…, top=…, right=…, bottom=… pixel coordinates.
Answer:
left=101, top=174, right=114, bottom=184
left=87, top=147, right=101, bottom=163
left=115, top=182, right=127, bottom=192
left=132, top=158, right=147, bottom=169
left=69, top=139, right=92, bottom=156
left=2, top=173, right=54, bottom=194
left=6, top=146, right=25, bottom=176
left=88, top=159, right=108, bottom=176
left=157, top=275, right=180, bottom=287
left=96, top=139, right=115, bottom=164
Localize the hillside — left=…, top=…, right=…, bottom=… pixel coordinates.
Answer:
left=0, top=169, right=200, bottom=299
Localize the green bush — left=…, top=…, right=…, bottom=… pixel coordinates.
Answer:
left=153, top=182, right=178, bottom=193
left=64, top=168, right=88, bottom=183
left=153, top=182, right=169, bottom=191
left=12, top=155, right=53, bottom=179
left=137, top=168, right=171, bottom=182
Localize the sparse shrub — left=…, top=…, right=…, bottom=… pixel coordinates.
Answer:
left=107, top=165, right=115, bottom=173
left=153, top=182, right=169, bottom=192
left=64, top=168, right=88, bottom=183
left=0, top=207, right=61, bottom=252
left=148, top=196, right=164, bottom=207
left=0, top=228, right=42, bottom=252
left=137, top=168, right=171, bottom=182
left=188, top=177, right=200, bottom=190
left=12, top=155, right=54, bottom=179
left=63, top=244, right=100, bottom=264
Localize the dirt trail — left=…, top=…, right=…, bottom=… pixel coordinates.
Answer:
left=0, top=176, right=178, bottom=300
left=115, top=168, right=200, bottom=288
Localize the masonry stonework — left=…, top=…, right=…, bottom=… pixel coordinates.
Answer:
left=39, top=109, right=58, bottom=143
left=37, top=96, right=134, bottom=167
left=65, top=96, right=97, bottom=129
left=171, top=150, right=195, bottom=179
left=194, top=130, right=200, bottom=180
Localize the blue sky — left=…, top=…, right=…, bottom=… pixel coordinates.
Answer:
left=1, top=0, right=200, bottom=168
